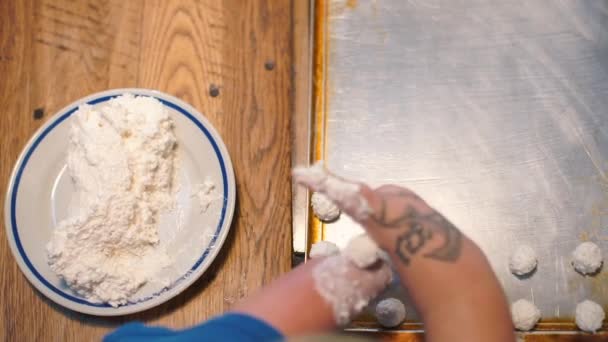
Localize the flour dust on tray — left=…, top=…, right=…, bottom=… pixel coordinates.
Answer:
left=47, top=94, right=180, bottom=307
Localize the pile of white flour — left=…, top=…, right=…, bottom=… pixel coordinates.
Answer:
left=47, top=94, right=178, bottom=306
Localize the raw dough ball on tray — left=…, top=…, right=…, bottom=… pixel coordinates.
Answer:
left=575, top=300, right=605, bottom=333
left=375, top=298, right=406, bottom=328
left=509, top=245, right=537, bottom=276
left=511, top=299, right=541, bottom=331
left=572, top=242, right=602, bottom=275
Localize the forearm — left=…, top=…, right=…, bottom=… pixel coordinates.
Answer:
left=230, top=258, right=336, bottom=336
left=292, top=164, right=513, bottom=341
left=361, top=185, right=513, bottom=341
left=389, top=236, right=512, bottom=341
left=230, top=254, right=392, bottom=337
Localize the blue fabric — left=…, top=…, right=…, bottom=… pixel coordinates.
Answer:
left=104, top=313, right=283, bottom=342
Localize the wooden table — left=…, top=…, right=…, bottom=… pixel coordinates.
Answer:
left=0, top=1, right=295, bottom=340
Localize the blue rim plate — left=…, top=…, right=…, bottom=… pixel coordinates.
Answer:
left=4, top=89, right=236, bottom=316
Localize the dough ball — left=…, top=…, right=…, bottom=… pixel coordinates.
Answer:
left=375, top=298, right=406, bottom=328
left=510, top=299, right=541, bottom=331
left=509, top=245, right=537, bottom=276
left=575, top=300, right=605, bottom=333
left=572, top=242, right=603, bottom=275
left=343, top=233, right=381, bottom=268
left=311, top=192, right=341, bottom=222
left=309, top=241, right=340, bottom=258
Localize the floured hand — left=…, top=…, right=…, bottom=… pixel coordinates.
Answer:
left=292, top=162, right=372, bottom=221
left=313, top=255, right=392, bottom=325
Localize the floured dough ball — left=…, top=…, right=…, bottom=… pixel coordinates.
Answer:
left=375, top=298, right=406, bottom=328
left=575, top=300, right=605, bottom=333
left=511, top=299, right=541, bottom=331
left=309, top=241, right=340, bottom=258
left=311, top=192, right=341, bottom=222
left=572, top=242, right=603, bottom=275
left=343, top=233, right=380, bottom=268
left=509, top=245, right=537, bottom=276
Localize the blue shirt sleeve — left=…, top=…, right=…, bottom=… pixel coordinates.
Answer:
left=104, top=313, right=283, bottom=342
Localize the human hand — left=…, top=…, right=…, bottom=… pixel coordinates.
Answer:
left=359, top=184, right=462, bottom=266
left=295, top=164, right=514, bottom=342
left=293, top=163, right=462, bottom=266
left=313, top=254, right=392, bottom=326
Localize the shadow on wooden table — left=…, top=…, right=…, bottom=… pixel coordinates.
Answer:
left=29, top=198, right=241, bottom=328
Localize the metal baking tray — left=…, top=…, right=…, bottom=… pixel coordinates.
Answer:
left=306, top=0, right=608, bottom=336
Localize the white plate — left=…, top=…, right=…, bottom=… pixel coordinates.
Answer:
left=4, top=89, right=236, bottom=316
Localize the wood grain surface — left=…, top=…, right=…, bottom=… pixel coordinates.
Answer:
left=0, top=0, right=294, bottom=340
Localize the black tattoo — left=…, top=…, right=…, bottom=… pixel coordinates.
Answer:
left=420, top=213, right=462, bottom=262
left=369, top=190, right=420, bottom=228
left=396, top=222, right=432, bottom=265
left=371, top=189, right=462, bottom=265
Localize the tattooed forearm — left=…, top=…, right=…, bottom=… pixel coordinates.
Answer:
left=370, top=188, right=462, bottom=266
left=420, top=212, right=462, bottom=262
left=369, top=190, right=421, bottom=228
left=395, top=222, right=432, bottom=265
left=395, top=212, right=462, bottom=265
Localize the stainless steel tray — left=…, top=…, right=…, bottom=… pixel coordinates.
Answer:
left=307, top=0, right=608, bottom=334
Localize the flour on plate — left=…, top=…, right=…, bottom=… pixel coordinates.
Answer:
left=47, top=94, right=180, bottom=307
left=192, top=178, right=219, bottom=213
